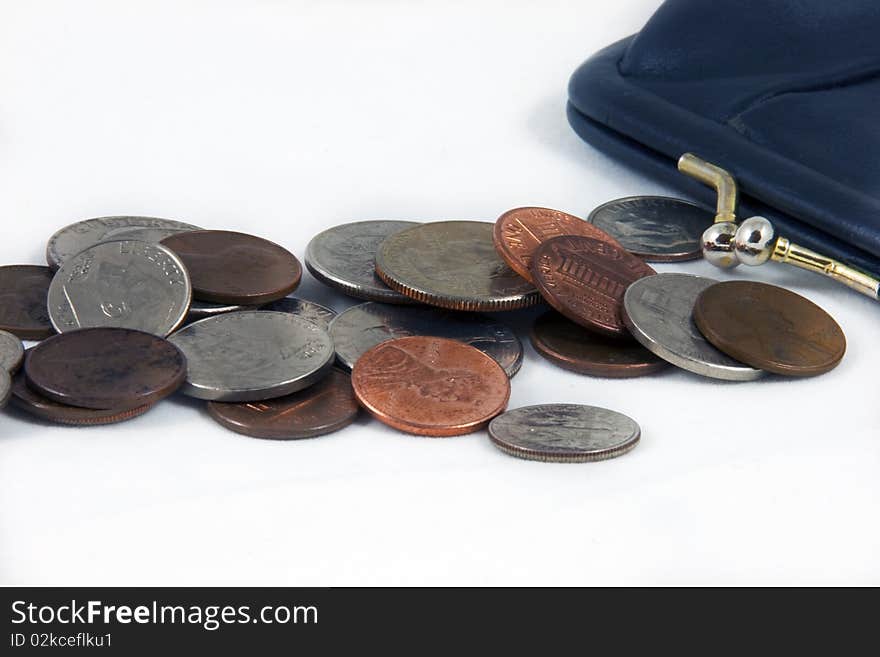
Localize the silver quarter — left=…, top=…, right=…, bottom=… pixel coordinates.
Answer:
left=260, top=297, right=337, bottom=331
left=187, top=300, right=255, bottom=319
left=623, top=273, right=764, bottom=381
left=588, top=196, right=711, bottom=262
left=375, top=221, right=541, bottom=311
left=0, top=368, right=11, bottom=408
left=0, top=330, right=25, bottom=374
left=329, top=301, right=522, bottom=376
left=168, top=310, right=335, bottom=401
left=305, top=220, right=419, bottom=304
left=488, top=404, right=640, bottom=463
left=47, top=239, right=192, bottom=337
left=46, top=216, right=202, bottom=270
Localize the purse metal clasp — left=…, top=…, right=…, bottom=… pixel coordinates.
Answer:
left=677, top=153, right=880, bottom=300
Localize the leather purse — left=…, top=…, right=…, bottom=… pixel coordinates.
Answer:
left=567, top=0, right=880, bottom=278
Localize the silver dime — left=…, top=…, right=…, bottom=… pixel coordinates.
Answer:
left=260, top=297, right=337, bottom=331
left=0, top=368, right=11, bottom=408
left=46, top=216, right=202, bottom=270
left=375, top=221, right=541, bottom=311
left=329, top=301, right=522, bottom=376
left=47, top=239, right=192, bottom=337
left=188, top=300, right=255, bottom=320
left=488, top=404, right=640, bottom=463
left=0, top=330, right=24, bottom=374
left=588, top=196, right=711, bottom=262
left=623, top=273, right=763, bottom=381
left=306, top=220, right=419, bottom=304
left=168, top=310, right=335, bottom=401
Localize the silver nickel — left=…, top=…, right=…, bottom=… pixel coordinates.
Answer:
left=588, top=196, right=711, bottom=262
left=329, top=301, right=522, bottom=376
left=261, top=297, right=337, bottom=331
left=623, top=273, right=764, bottom=381
left=0, top=330, right=24, bottom=373
left=375, top=221, right=541, bottom=311
left=46, top=216, right=202, bottom=270
left=188, top=300, right=255, bottom=319
left=47, top=239, right=192, bottom=337
left=168, top=310, right=335, bottom=401
left=305, top=220, right=419, bottom=304
left=488, top=404, right=640, bottom=463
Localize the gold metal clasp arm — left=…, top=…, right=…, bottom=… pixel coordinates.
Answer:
left=677, top=153, right=880, bottom=300
left=678, top=153, right=738, bottom=224
left=773, top=238, right=880, bottom=299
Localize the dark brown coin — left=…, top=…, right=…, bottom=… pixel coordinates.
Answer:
left=10, top=369, right=154, bottom=425
left=693, top=280, right=846, bottom=377
left=352, top=336, right=510, bottom=437
left=206, top=368, right=359, bottom=439
left=493, top=207, right=623, bottom=283
left=530, top=235, right=656, bottom=338
left=530, top=311, right=667, bottom=377
left=0, top=265, right=55, bottom=339
left=24, top=328, right=187, bottom=410
left=160, top=230, right=302, bottom=305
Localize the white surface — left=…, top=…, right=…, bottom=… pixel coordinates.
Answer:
left=1, top=0, right=877, bottom=586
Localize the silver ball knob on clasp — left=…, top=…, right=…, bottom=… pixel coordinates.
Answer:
left=734, top=216, right=775, bottom=266
left=701, top=221, right=739, bottom=269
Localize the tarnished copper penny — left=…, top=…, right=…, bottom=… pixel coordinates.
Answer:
left=693, top=281, right=846, bottom=377
left=493, top=207, right=625, bottom=283
left=351, top=336, right=510, bottom=437
left=530, top=235, right=655, bottom=338
left=160, top=230, right=302, bottom=305
left=207, top=368, right=358, bottom=439
left=24, top=328, right=187, bottom=410
left=10, top=369, right=154, bottom=425
left=0, top=265, right=55, bottom=339
left=530, top=311, right=667, bottom=378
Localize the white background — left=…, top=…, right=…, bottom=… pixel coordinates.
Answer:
left=2, top=0, right=877, bottom=586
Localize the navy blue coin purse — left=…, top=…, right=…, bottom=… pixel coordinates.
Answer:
left=567, top=0, right=880, bottom=277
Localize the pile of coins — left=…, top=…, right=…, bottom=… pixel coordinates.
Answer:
left=0, top=198, right=846, bottom=463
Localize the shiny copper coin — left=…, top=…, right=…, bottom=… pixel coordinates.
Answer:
left=25, top=328, right=187, bottom=410
left=530, top=235, right=655, bottom=338
left=493, top=207, right=625, bottom=283
left=10, top=369, right=154, bottom=425
left=693, top=281, right=846, bottom=377
left=351, top=336, right=510, bottom=437
left=530, top=311, right=667, bottom=377
left=206, top=368, right=358, bottom=439
left=160, top=230, right=302, bottom=305
left=0, top=265, right=55, bottom=339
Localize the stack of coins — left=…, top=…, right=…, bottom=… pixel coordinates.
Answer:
left=491, top=201, right=844, bottom=384
left=0, top=198, right=847, bottom=463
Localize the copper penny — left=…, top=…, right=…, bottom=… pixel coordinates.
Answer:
left=693, top=281, right=846, bottom=377
left=0, top=265, right=55, bottom=340
left=530, top=311, right=667, bottom=377
left=10, top=368, right=154, bottom=425
left=25, top=328, right=187, bottom=409
left=493, top=207, right=625, bottom=283
left=160, top=230, right=302, bottom=305
left=530, top=235, right=655, bottom=338
left=206, top=368, right=358, bottom=439
left=351, top=336, right=510, bottom=437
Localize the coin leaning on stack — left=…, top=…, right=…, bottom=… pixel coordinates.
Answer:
left=0, top=199, right=848, bottom=461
